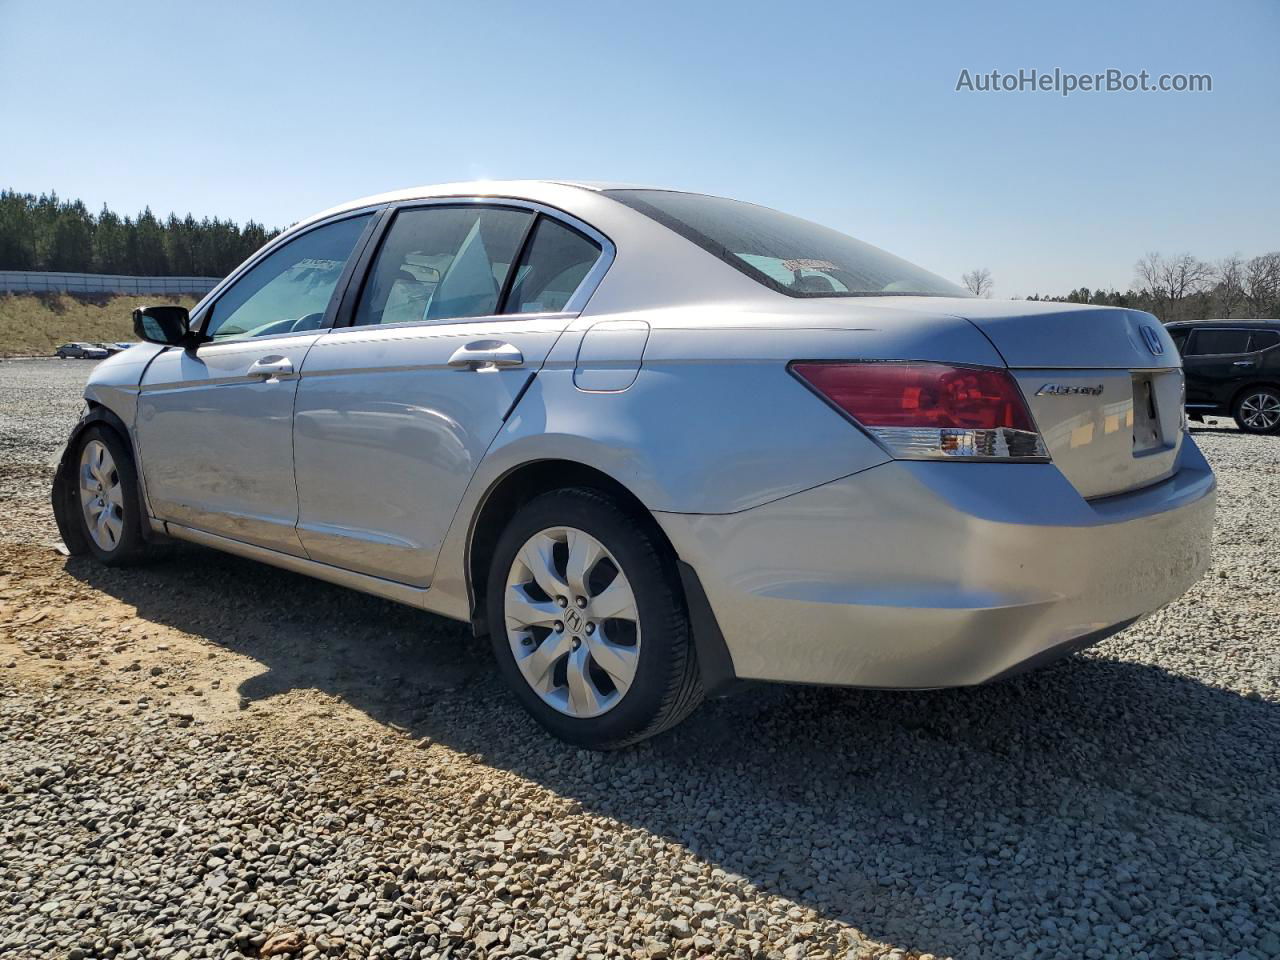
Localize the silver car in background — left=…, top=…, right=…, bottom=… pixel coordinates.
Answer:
left=52, top=181, right=1216, bottom=748
left=55, top=342, right=110, bottom=359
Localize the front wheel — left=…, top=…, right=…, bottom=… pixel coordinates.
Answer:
left=72, top=425, right=150, bottom=565
left=486, top=488, right=703, bottom=749
left=1234, top=388, right=1280, bottom=434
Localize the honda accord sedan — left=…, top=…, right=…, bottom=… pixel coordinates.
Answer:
left=51, top=181, right=1216, bottom=748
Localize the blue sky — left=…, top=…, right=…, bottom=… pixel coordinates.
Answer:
left=3, top=0, right=1276, bottom=295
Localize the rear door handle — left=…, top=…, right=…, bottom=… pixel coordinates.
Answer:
left=247, top=356, right=295, bottom=379
left=1233, top=360, right=1255, bottom=366
left=447, top=340, right=524, bottom=371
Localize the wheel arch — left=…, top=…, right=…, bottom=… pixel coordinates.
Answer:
left=464, top=458, right=737, bottom=694
left=51, top=402, right=158, bottom=553
left=1230, top=379, right=1280, bottom=411
left=1229, top=380, right=1280, bottom=431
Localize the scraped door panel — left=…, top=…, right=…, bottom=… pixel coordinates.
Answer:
left=292, top=320, right=566, bottom=585
left=137, top=336, right=319, bottom=554
left=135, top=212, right=374, bottom=554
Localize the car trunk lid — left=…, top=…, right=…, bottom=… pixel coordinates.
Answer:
left=951, top=300, right=1183, bottom=499
left=863, top=298, right=1185, bottom=498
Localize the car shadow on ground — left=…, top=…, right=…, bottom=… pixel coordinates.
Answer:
left=66, top=546, right=1279, bottom=958
left=1188, top=424, right=1251, bottom=437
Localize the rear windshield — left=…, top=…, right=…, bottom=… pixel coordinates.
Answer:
left=605, top=189, right=969, bottom=299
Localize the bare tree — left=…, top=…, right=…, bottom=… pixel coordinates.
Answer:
left=1135, top=251, right=1168, bottom=319
left=1134, top=252, right=1213, bottom=321
left=1215, top=255, right=1246, bottom=317
left=962, top=267, right=993, bottom=298
left=1244, top=252, right=1280, bottom=318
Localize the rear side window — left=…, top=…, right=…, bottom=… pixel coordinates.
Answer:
left=1185, top=329, right=1252, bottom=356
left=1251, top=330, right=1280, bottom=351
left=354, top=206, right=532, bottom=326
left=507, top=217, right=602, bottom=313
left=605, top=189, right=968, bottom=298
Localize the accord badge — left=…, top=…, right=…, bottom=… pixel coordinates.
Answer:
left=1036, top=383, right=1104, bottom=397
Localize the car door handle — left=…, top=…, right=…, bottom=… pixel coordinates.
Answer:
left=247, top=356, right=295, bottom=379
left=1233, top=360, right=1255, bottom=366
left=447, top=340, right=524, bottom=371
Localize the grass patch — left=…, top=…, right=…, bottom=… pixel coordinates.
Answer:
left=0, top=293, right=198, bottom=357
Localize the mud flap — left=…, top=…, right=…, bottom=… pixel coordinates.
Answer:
left=676, top=559, right=738, bottom=698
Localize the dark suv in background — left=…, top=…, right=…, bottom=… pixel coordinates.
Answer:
left=1169, top=319, right=1280, bottom=434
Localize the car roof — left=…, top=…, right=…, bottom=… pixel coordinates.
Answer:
left=294, top=179, right=698, bottom=232
left=1166, top=318, right=1280, bottom=329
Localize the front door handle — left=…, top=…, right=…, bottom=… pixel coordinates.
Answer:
left=247, top=356, right=295, bottom=379
left=447, top=340, right=524, bottom=371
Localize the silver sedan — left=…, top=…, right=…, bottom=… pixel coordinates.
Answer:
left=51, top=181, right=1216, bottom=748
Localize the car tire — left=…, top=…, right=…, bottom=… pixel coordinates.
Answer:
left=1233, top=388, right=1280, bottom=435
left=71, top=425, right=150, bottom=565
left=486, top=487, right=704, bottom=749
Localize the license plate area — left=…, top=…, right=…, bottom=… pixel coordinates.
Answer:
left=1132, top=374, right=1163, bottom=455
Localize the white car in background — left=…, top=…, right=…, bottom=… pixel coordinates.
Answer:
left=51, top=181, right=1216, bottom=748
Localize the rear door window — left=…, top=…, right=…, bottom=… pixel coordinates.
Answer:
left=353, top=206, right=532, bottom=326
left=1185, top=329, right=1252, bottom=356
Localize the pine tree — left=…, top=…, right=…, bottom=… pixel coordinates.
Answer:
left=0, top=190, right=281, bottom=275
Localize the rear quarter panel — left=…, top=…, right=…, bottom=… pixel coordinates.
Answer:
left=423, top=310, right=1005, bottom=619
left=481, top=309, right=1008, bottom=516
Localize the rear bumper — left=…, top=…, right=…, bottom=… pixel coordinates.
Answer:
left=656, top=438, right=1216, bottom=688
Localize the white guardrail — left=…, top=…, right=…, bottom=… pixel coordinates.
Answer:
left=0, top=271, right=221, bottom=296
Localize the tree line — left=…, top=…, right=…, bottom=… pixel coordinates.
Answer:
left=968, top=251, right=1280, bottom=323
left=0, top=190, right=280, bottom=278
left=6, top=188, right=1277, bottom=323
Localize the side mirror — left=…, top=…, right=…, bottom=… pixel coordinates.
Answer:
left=133, top=305, right=205, bottom=348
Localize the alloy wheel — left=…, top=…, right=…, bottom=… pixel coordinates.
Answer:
left=504, top=526, right=641, bottom=718
left=79, top=439, right=125, bottom=551
left=1239, top=392, right=1280, bottom=431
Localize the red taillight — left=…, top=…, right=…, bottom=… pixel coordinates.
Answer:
left=791, top=362, right=1037, bottom=431
left=791, top=361, right=1046, bottom=460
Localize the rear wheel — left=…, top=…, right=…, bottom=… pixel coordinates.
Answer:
left=73, top=425, right=149, bottom=565
left=1234, top=388, right=1280, bottom=434
left=486, top=488, right=703, bottom=749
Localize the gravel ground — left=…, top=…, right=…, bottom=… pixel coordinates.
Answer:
left=0, top=357, right=1277, bottom=960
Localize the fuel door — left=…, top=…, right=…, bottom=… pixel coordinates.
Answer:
left=573, top=319, right=651, bottom=392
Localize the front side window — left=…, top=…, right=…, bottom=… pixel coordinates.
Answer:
left=204, top=214, right=371, bottom=340
left=1185, top=329, right=1252, bottom=356
left=354, top=206, right=532, bottom=326
left=605, top=189, right=969, bottom=298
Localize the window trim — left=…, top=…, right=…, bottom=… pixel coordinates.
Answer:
left=189, top=206, right=385, bottom=339
left=1184, top=327, right=1259, bottom=357
left=334, top=196, right=615, bottom=330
